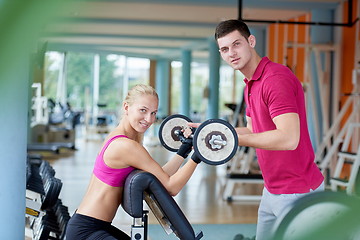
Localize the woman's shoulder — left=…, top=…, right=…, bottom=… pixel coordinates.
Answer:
left=104, top=135, right=143, bottom=163
left=108, top=135, right=139, bottom=149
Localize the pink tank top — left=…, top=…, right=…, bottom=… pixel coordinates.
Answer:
left=93, top=135, right=135, bottom=187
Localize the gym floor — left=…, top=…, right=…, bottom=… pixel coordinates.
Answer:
left=41, top=125, right=262, bottom=233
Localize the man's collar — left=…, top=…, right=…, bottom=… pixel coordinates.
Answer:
left=244, top=57, right=270, bottom=83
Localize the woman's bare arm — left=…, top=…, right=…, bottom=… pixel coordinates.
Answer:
left=105, top=139, right=197, bottom=196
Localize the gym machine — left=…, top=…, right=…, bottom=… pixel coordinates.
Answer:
left=30, top=83, right=78, bottom=153
left=122, top=170, right=204, bottom=240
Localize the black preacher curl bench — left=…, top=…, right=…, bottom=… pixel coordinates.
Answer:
left=122, top=170, right=203, bottom=240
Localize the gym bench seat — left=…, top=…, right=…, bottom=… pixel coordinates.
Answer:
left=122, top=170, right=203, bottom=240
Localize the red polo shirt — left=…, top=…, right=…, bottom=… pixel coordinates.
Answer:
left=244, top=57, right=323, bottom=194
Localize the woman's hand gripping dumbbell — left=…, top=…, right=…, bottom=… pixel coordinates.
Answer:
left=175, top=127, right=202, bottom=164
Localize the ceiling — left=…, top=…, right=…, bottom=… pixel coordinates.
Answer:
left=41, top=0, right=343, bottom=61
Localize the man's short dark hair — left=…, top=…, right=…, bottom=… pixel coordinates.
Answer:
left=215, top=19, right=251, bottom=41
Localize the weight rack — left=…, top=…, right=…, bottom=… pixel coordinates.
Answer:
left=26, top=155, right=70, bottom=240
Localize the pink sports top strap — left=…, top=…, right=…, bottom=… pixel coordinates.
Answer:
left=93, top=135, right=135, bottom=187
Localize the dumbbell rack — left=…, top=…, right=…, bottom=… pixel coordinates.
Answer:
left=26, top=155, right=70, bottom=240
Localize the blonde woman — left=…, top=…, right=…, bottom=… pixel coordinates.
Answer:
left=65, top=84, right=200, bottom=240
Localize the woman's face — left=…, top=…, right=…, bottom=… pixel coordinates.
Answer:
left=125, top=94, right=158, bottom=133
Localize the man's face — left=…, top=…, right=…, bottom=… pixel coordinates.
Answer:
left=217, top=30, right=254, bottom=71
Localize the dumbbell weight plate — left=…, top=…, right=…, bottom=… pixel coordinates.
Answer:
left=158, top=114, right=192, bottom=152
left=193, top=119, right=238, bottom=165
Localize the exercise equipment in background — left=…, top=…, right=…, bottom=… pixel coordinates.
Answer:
left=26, top=154, right=70, bottom=240
left=223, top=96, right=264, bottom=202
left=84, top=102, right=117, bottom=141
left=29, top=83, right=80, bottom=153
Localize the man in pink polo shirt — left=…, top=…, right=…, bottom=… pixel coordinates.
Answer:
left=214, top=19, right=324, bottom=239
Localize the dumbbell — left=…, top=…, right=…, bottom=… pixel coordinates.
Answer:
left=158, top=114, right=238, bottom=165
